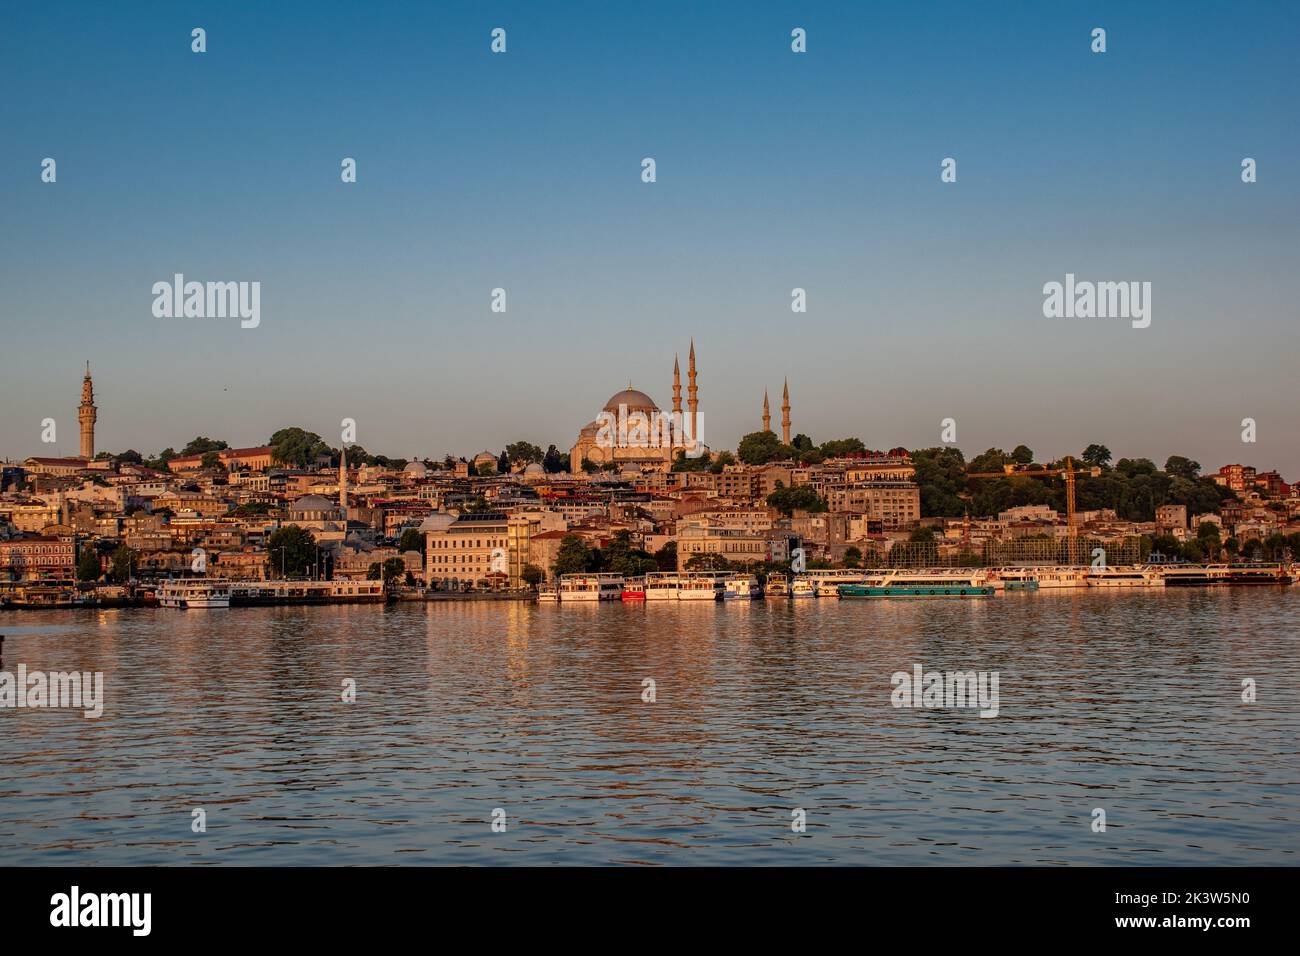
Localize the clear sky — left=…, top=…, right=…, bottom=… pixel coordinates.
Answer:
left=3, top=1, right=1297, bottom=474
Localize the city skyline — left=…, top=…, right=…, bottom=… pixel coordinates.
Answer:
left=4, top=1, right=1298, bottom=472
left=6, top=360, right=1293, bottom=480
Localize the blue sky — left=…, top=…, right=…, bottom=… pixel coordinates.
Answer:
left=3, top=1, right=1297, bottom=475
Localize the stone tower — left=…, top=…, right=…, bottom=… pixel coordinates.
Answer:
left=762, top=390, right=771, bottom=433
left=78, top=362, right=97, bottom=459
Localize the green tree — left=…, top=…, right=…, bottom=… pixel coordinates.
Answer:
left=654, top=541, right=677, bottom=571
left=397, top=528, right=424, bottom=554
left=708, top=450, right=736, bottom=474
left=542, top=445, right=567, bottom=473
left=109, top=546, right=138, bottom=584
left=522, top=563, right=545, bottom=587
left=497, top=450, right=510, bottom=473
left=200, top=450, right=222, bottom=470
left=381, top=557, right=406, bottom=584
left=671, top=449, right=712, bottom=472
left=843, top=546, right=862, bottom=569
left=553, top=534, right=594, bottom=576
left=268, top=427, right=330, bottom=469
left=266, top=524, right=317, bottom=577
left=505, top=442, right=543, bottom=467
left=767, top=483, right=827, bottom=517
left=182, top=436, right=229, bottom=456
left=1011, top=445, right=1034, bottom=464
left=792, top=433, right=814, bottom=452
left=114, top=449, right=143, bottom=465
left=819, top=437, right=866, bottom=458
left=366, top=562, right=382, bottom=580
left=76, top=548, right=102, bottom=582
left=685, top=553, right=731, bottom=571
left=737, top=430, right=791, bottom=465
left=477, top=460, right=496, bottom=477
left=1163, top=455, right=1201, bottom=481
left=1081, top=444, right=1112, bottom=468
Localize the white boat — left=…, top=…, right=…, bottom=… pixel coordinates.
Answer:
left=679, top=572, right=725, bottom=601
left=536, top=586, right=559, bottom=602
left=790, top=577, right=816, bottom=598
left=645, top=572, right=681, bottom=601
left=723, top=574, right=761, bottom=600
left=1027, top=566, right=1090, bottom=589
left=158, top=579, right=231, bottom=608
left=1085, top=567, right=1164, bottom=588
left=558, top=573, right=624, bottom=601
left=764, top=573, right=790, bottom=597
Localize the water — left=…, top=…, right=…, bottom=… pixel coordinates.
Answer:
left=2, top=590, right=1297, bottom=865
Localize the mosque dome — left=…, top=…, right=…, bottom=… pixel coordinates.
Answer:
left=603, top=386, right=659, bottom=414
left=523, top=462, right=545, bottom=475
left=403, top=461, right=429, bottom=477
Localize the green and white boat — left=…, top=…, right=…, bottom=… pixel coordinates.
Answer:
left=838, top=570, right=994, bottom=598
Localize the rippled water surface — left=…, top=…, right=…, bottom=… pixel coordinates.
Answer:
left=2, top=590, right=1298, bottom=865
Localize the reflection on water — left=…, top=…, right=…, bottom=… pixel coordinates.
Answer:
left=1, top=589, right=1297, bottom=865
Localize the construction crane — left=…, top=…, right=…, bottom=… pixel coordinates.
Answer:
left=966, top=455, right=1101, bottom=564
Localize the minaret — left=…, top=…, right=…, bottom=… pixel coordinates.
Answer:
left=781, top=378, right=791, bottom=445
left=762, top=390, right=771, bottom=433
left=339, top=447, right=348, bottom=512
left=687, top=339, right=699, bottom=447
left=78, top=362, right=97, bottom=459
left=671, top=354, right=682, bottom=454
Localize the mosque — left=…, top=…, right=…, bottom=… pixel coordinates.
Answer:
left=568, top=343, right=793, bottom=473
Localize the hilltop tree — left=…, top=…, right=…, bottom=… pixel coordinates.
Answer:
left=1011, top=445, right=1034, bottom=464
left=1164, top=456, right=1201, bottom=481
left=505, top=442, right=543, bottom=467
left=269, top=427, right=330, bottom=469
left=818, top=437, right=866, bottom=459
left=738, top=430, right=794, bottom=465
left=542, top=445, right=567, bottom=473
left=182, top=437, right=229, bottom=456
left=1081, top=444, right=1112, bottom=468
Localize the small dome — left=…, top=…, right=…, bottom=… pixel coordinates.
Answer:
left=403, top=461, right=428, bottom=477
left=290, top=494, right=338, bottom=512
left=523, top=462, right=544, bottom=475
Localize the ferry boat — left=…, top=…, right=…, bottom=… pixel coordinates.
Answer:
left=764, top=572, right=790, bottom=597
left=621, top=578, right=646, bottom=602
left=680, top=572, right=725, bottom=601
left=644, top=572, right=681, bottom=600
left=722, top=574, right=761, bottom=600
left=992, top=567, right=1040, bottom=591
left=1085, top=567, right=1164, bottom=588
left=158, top=580, right=231, bottom=608
left=805, top=569, right=872, bottom=597
left=790, top=577, right=817, bottom=598
left=228, top=580, right=386, bottom=605
left=558, top=573, right=625, bottom=601
left=838, top=570, right=993, bottom=598
left=1155, top=564, right=1230, bottom=587
left=536, top=586, right=559, bottom=602
left=1030, top=566, right=1090, bottom=589
left=1226, top=563, right=1293, bottom=585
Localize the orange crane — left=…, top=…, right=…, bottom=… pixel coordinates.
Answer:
left=967, top=456, right=1101, bottom=563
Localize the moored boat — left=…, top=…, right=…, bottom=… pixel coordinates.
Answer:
left=1226, top=563, right=1292, bottom=585
left=790, top=577, right=816, bottom=598
left=621, top=578, right=646, bottom=602
left=722, top=574, right=761, bottom=600
left=158, top=580, right=231, bottom=608
left=1085, top=567, right=1164, bottom=588
left=764, top=572, right=790, bottom=597
left=839, top=569, right=993, bottom=598
left=536, top=586, right=560, bottom=602
left=558, top=573, right=624, bottom=601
